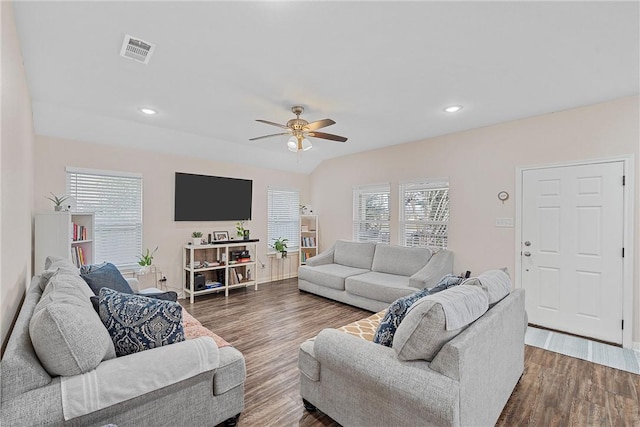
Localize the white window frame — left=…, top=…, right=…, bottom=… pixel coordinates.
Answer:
left=399, top=179, right=449, bottom=249
left=66, top=167, right=143, bottom=269
left=267, top=186, right=300, bottom=254
left=353, top=183, right=391, bottom=244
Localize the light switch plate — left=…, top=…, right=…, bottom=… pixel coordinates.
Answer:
left=496, top=217, right=514, bottom=227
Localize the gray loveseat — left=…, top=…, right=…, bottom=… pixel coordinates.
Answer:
left=298, top=240, right=453, bottom=312
left=299, top=270, right=526, bottom=426
left=1, top=257, right=245, bottom=426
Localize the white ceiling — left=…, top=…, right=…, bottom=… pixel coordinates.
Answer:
left=13, top=1, right=639, bottom=174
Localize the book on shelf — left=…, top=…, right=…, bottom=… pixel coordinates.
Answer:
left=72, top=223, right=87, bottom=242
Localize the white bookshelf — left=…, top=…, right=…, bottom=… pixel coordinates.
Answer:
left=34, top=211, right=95, bottom=274
left=300, top=214, right=318, bottom=266
left=182, top=240, right=259, bottom=303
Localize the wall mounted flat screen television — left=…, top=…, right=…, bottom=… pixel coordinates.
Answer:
left=174, top=172, right=252, bottom=221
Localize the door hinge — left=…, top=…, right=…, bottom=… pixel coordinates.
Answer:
left=623, top=175, right=626, bottom=186
left=622, top=247, right=625, bottom=258
left=622, top=319, right=624, bottom=330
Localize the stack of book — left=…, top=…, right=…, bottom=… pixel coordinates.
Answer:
left=72, top=223, right=87, bottom=241
left=71, top=246, right=86, bottom=267
left=301, top=237, right=316, bottom=247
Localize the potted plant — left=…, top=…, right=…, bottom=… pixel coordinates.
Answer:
left=236, top=221, right=250, bottom=240
left=47, top=192, right=69, bottom=211
left=191, top=231, right=203, bottom=246
left=138, top=246, right=158, bottom=274
left=272, top=237, right=288, bottom=259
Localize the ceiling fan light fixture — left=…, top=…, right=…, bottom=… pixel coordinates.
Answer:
left=301, top=138, right=312, bottom=151
left=287, top=136, right=298, bottom=152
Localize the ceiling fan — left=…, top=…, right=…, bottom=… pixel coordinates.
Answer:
left=250, top=106, right=348, bottom=152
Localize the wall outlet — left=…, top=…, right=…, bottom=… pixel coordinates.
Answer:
left=495, top=217, right=514, bottom=228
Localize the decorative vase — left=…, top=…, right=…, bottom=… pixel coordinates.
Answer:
left=192, top=237, right=201, bottom=246
left=276, top=252, right=283, bottom=259
left=139, top=265, right=151, bottom=274
left=54, top=206, right=62, bottom=212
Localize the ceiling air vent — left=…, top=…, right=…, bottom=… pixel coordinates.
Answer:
left=120, top=34, right=155, bottom=64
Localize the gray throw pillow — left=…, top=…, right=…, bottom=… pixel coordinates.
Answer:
left=98, top=288, right=185, bottom=357
left=81, top=262, right=133, bottom=296
left=30, top=275, right=116, bottom=376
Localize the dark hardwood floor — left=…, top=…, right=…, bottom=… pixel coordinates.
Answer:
left=184, top=279, right=640, bottom=427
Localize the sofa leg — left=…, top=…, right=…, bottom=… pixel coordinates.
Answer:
left=225, top=414, right=240, bottom=427
left=302, top=399, right=316, bottom=412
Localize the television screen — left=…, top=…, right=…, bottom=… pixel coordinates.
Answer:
left=174, top=172, right=252, bottom=221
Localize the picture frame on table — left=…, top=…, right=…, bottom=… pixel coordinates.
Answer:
left=214, top=231, right=229, bottom=241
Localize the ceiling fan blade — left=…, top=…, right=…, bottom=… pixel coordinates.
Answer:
left=256, top=119, right=289, bottom=130
left=249, top=132, right=290, bottom=141
left=307, top=132, right=348, bottom=142
left=304, top=119, right=335, bottom=131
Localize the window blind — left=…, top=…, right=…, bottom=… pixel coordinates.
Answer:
left=267, top=187, right=300, bottom=253
left=399, top=180, right=449, bottom=249
left=353, top=184, right=390, bottom=244
left=66, top=168, right=143, bottom=268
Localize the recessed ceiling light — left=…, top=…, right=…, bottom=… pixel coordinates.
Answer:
left=139, top=107, right=157, bottom=115
left=443, top=105, right=463, bottom=113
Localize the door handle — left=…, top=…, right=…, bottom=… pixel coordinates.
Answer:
left=524, top=241, right=531, bottom=246
left=523, top=251, right=531, bottom=257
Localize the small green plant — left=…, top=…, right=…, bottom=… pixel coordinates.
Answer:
left=272, top=237, right=288, bottom=253
left=46, top=192, right=69, bottom=207
left=138, top=246, right=158, bottom=267
left=236, top=221, right=245, bottom=238
left=192, top=231, right=203, bottom=238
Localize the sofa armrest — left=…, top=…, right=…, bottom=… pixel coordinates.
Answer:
left=60, top=337, right=219, bottom=421
left=125, top=277, right=140, bottom=292
left=306, top=243, right=336, bottom=267
left=409, top=249, right=453, bottom=289
left=429, top=289, right=526, bottom=426
left=312, top=329, right=459, bottom=425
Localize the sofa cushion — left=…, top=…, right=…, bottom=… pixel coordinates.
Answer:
left=465, top=269, right=512, bottom=307
left=345, top=272, right=415, bottom=303
left=81, top=262, right=134, bottom=296
left=30, top=273, right=117, bottom=376
left=371, top=245, right=432, bottom=276
left=44, top=255, right=80, bottom=275
left=373, top=274, right=465, bottom=347
left=334, top=240, right=376, bottom=270
left=98, top=288, right=185, bottom=357
left=393, top=286, right=488, bottom=361
left=298, top=264, right=369, bottom=291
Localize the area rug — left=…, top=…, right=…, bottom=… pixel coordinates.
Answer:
left=525, top=326, right=640, bottom=375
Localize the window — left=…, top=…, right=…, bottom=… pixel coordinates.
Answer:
left=399, top=180, right=449, bottom=249
left=66, top=167, right=143, bottom=268
left=267, top=187, right=300, bottom=253
left=353, top=184, right=390, bottom=243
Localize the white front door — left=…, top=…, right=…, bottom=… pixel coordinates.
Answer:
left=521, top=161, right=624, bottom=344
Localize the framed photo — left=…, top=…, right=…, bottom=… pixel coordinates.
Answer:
left=214, top=231, right=229, bottom=241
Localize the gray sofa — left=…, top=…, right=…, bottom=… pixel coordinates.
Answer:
left=299, top=271, right=526, bottom=426
left=1, top=257, right=245, bottom=426
left=298, top=240, right=453, bottom=312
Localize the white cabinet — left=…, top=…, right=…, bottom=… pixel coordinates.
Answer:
left=34, top=211, right=95, bottom=274
left=182, top=240, right=258, bottom=303
left=300, top=214, right=318, bottom=266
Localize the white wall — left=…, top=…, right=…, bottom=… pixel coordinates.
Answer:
left=34, top=136, right=309, bottom=293
left=1, top=0, right=35, bottom=351
left=310, top=96, right=639, bottom=341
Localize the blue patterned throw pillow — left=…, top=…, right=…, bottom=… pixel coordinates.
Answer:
left=98, top=288, right=185, bottom=357
left=373, top=274, right=465, bottom=347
